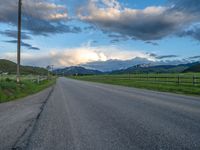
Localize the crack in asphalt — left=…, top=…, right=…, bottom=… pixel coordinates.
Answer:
left=11, top=86, right=55, bottom=150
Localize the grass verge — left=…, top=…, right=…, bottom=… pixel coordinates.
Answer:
left=70, top=75, right=200, bottom=97
left=0, top=78, right=56, bottom=103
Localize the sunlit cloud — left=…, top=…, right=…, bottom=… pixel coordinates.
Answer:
left=1, top=45, right=155, bottom=67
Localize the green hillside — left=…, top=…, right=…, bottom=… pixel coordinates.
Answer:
left=0, top=59, right=48, bottom=75
left=111, top=65, right=186, bottom=74
left=184, top=63, right=200, bottom=72
left=54, top=66, right=102, bottom=75
left=111, top=63, right=199, bottom=74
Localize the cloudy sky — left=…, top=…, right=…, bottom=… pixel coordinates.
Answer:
left=0, top=0, right=200, bottom=68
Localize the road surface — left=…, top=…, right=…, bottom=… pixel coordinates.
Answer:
left=1, top=77, right=200, bottom=150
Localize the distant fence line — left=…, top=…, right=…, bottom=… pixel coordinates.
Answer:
left=0, top=74, right=49, bottom=84
left=93, top=74, right=200, bottom=86
left=127, top=74, right=200, bottom=86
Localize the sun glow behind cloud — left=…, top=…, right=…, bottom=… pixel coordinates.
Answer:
left=2, top=45, right=155, bottom=67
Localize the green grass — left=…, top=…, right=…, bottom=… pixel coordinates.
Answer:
left=70, top=73, right=200, bottom=96
left=0, top=77, right=56, bottom=103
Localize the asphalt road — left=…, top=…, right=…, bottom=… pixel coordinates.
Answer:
left=0, top=87, right=53, bottom=150
left=1, top=77, right=200, bottom=150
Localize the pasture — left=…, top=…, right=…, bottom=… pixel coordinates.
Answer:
left=71, top=73, right=200, bottom=96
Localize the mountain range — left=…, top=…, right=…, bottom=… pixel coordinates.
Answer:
left=82, top=57, right=192, bottom=72
left=54, top=66, right=102, bottom=75
left=0, top=59, right=199, bottom=76
left=53, top=62, right=200, bottom=75
left=183, top=63, right=200, bottom=73
left=111, top=62, right=200, bottom=74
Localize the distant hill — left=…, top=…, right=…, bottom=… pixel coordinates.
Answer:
left=54, top=66, right=102, bottom=75
left=183, top=63, right=200, bottom=72
left=0, top=59, right=48, bottom=75
left=111, top=62, right=199, bottom=74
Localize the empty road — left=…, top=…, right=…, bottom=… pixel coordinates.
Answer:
left=1, top=77, right=200, bottom=150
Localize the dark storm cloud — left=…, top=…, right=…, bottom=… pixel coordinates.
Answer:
left=110, top=39, right=120, bottom=43
left=148, top=53, right=178, bottom=59
left=1, top=0, right=200, bottom=41
left=0, top=0, right=81, bottom=36
left=0, top=30, right=31, bottom=40
left=178, top=25, right=200, bottom=41
left=4, top=40, right=40, bottom=50
left=156, top=55, right=178, bottom=59
left=108, top=34, right=129, bottom=43
left=84, top=25, right=97, bottom=31
left=169, top=0, right=200, bottom=14
left=145, top=41, right=159, bottom=46
left=22, top=18, right=82, bottom=36
left=148, top=53, right=157, bottom=57
left=188, top=55, right=200, bottom=59
left=78, top=0, right=200, bottom=41
left=29, top=47, right=40, bottom=50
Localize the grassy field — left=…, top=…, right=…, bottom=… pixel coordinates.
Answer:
left=0, top=76, right=56, bottom=103
left=71, top=73, right=200, bottom=96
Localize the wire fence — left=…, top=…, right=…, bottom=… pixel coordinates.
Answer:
left=111, top=74, right=200, bottom=86
left=86, top=74, right=200, bottom=86
left=0, top=74, right=49, bottom=84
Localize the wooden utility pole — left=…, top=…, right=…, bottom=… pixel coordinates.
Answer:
left=17, top=0, right=22, bottom=83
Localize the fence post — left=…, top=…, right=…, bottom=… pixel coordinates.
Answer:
left=37, top=75, right=40, bottom=84
left=193, top=75, right=196, bottom=86
left=177, top=75, right=180, bottom=85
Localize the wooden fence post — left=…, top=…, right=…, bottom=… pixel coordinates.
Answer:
left=177, top=75, right=180, bottom=85
left=193, top=75, right=196, bottom=86
left=37, top=75, right=40, bottom=84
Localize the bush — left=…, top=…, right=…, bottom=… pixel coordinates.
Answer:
left=5, top=78, right=12, bottom=82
